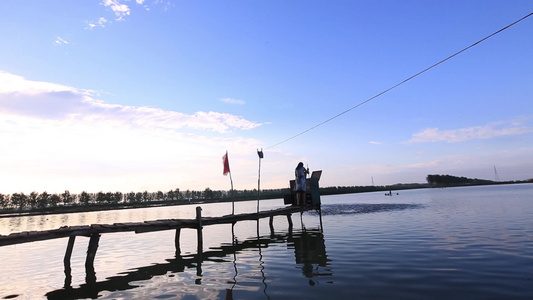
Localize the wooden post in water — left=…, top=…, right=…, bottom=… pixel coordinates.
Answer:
left=64, top=236, right=76, bottom=265
left=64, top=236, right=76, bottom=288
left=286, top=214, right=293, bottom=230
left=85, top=233, right=100, bottom=269
left=175, top=228, right=181, bottom=255
left=196, top=206, right=203, bottom=277
left=269, top=216, right=274, bottom=234
left=85, top=233, right=100, bottom=287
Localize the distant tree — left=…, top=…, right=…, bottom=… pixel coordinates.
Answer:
left=112, top=192, right=122, bottom=204
left=103, top=192, right=112, bottom=204
left=37, top=192, right=50, bottom=209
left=142, top=191, right=150, bottom=202
left=61, top=190, right=74, bottom=205
left=0, top=194, right=9, bottom=209
left=176, top=190, right=182, bottom=200
left=96, top=192, right=106, bottom=204
left=427, top=174, right=493, bottom=187
left=167, top=190, right=176, bottom=201
left=79, top=191, right=91, bottom=205
left=135, top=192, right=143, bottom=203
left=203, top=188, right=214, bottom=200
left=126, top=192, right=136, bottom=203
left=11, top=193, right=29, bottom=210
left=29, top=192, right=39, bottom=209
left=156, top=191, right=165, bottom=201
left=49, top=194, right=60, bottom=207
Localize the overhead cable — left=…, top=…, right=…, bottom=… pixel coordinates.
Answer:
left=265, top=11, right=533, bottom=150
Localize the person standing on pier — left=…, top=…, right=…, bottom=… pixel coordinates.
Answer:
left=295, top=162, right=309, bottom=206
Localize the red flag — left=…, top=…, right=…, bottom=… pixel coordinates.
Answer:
left=222, top=151, right=230, bottom=175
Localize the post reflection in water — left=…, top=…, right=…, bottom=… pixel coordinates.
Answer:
left=46, top=217, right=330, bottom=299
left=257, top=219, right=269, bottom=300
left=291, top=227, right=330, bottom=286
left=225, top=222, right=238, bottom=300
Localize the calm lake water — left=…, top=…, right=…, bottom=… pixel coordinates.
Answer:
left=1, top=184, right=532, bottom=299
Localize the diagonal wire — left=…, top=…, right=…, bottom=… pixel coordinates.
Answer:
left=265, top=11, right=533, bottom=150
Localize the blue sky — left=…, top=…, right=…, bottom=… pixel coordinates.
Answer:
left=1, top=1, right=532, bottom=194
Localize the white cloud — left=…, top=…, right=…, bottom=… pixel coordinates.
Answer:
left=54, top=37, right=69, bottom=45
left=86, top=1, right=169, bottom=30
left=0, top=71, right=76, bottom=94
left=406, top=120, right=533, bottom=144
left=221, top=98, right=245, bottom=105
left=87, top=17, right=108, bottom=29
left=0, top=71, right=270, bottom=194
left=0, top=72, right=263, bottom=133
left=103, top=0, right=130, bottom=21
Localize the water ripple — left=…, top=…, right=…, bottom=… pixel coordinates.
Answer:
left=316, top=203, right=423, bottom=215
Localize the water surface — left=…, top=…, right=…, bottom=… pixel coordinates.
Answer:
left=1, top=184, right=532, bottom=299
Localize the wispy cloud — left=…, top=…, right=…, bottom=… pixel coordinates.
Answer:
left=0, top=71, right=268, bottom=193
left=87, top=17, right=108, bottom=29
left=84, top=1, right=170, bottom=31
left=405, top=120, right=533, bottom=144
left=103, top=0, right=130, bottom=21
left=0, top=72, right=262, bottom=133
left=221, top=98, right=245, bottom=105
left=54, top=37, right=69, bottom=45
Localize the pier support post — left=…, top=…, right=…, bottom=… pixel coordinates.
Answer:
left=85, top=233, right=100, bottom=286
left=175, top=228, right=181, bottom=255
left=64, top=236, right=76, bottom=265
left=287, top=214, right=293, bottom=231
left=63, top=236, right=76, bottom=288
left=196, top=206, right=203, bottom=246
left=196, top=206, right=203, bottom=278
left=269, top=216, right=274, bottom=235
left=85, top=233, right=100, bottom=269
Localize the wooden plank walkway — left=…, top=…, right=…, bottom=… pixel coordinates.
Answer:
left=0, top=205, right=311, bottom=247
left=1, top=203, right=322, bottom=297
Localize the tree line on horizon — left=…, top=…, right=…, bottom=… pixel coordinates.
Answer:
left=1, top=175, right=530, bottom=213
left=425, top=174, right=531, bottom=187
left=0, top=184, right=412, bottom=212
left=426, top=174, right=493, bottom=187
left=0, top=187, right=293, bottom=212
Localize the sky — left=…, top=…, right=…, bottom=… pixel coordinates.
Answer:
left=1, top=1, right=532, bottom=194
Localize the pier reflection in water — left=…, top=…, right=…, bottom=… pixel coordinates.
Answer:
left=3, top=185, right=532, bottom=299
left=45, top=217, right=330, bottom=299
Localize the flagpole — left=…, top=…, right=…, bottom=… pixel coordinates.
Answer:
left=256, top=149, right=264, bottom=213
left=229, top=170, right=234, bottom=215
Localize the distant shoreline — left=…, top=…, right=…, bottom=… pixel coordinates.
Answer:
left=1, top=181, right=530, bottom=219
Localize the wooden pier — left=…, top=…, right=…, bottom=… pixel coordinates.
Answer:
left=0, top=205, right=312, bottom=246
left=2, top=173, right=324, bottom=295
left=0, top=205, right=319, bottom=273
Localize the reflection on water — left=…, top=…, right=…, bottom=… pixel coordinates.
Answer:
left=1, top=184, right=533, bottom=299
left=292, top=228, right=331, bottom=286
left=45, top=221, right=329, bottom=300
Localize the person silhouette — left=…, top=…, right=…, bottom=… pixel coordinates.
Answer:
left=294, top=162, right=309, bottom=206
